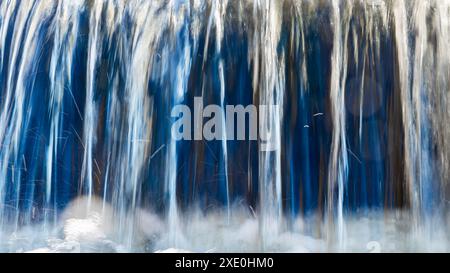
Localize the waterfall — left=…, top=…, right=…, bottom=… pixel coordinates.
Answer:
left=0, top=0, right=449, bottom=252
left=250, top=0, right=285, bottom=249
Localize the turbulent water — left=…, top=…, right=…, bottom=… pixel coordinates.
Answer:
left=0, top=0, right=450, bottom=252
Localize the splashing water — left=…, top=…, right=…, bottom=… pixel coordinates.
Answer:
left=0, top=0, right=450, bottom=252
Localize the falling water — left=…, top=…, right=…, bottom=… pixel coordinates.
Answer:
left=0, top=0, right=450, bottom=252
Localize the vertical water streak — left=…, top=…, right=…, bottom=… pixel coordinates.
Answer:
left=433, top=1, right=450, bottom=215
left=252, top=0, right=284, bottom=249
left=46, top=0, right=84, bottom=227
left=411, top=0, right=429, bottom=235
left=81, top=0, right=103, bottom=211
left=0, top=0, right=54, bottom=230
left=165, top=0, right=195, bottom=247
left=328, top=0, right=351, bottom=249
left=117, top=0, right=158, bottom=247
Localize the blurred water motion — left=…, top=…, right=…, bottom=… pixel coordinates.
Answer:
left=0, top=0, right=449, bottom=251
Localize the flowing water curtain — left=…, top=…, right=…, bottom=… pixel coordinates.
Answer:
left=393, top=0, right=450, bottom=235
left=433, top=0, right=450, bottom=225
left=0, top=0, right=58, bottom=230
left=1, top=0, right=450, bottom=250
left=92, top=0, right=199, bottom=247
left=249, top=0, right=285, bottom=249
left=46, top=0, right=85, bottom=228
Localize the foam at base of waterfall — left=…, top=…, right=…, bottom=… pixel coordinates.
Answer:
left=0, top=198, right=448, bottom=253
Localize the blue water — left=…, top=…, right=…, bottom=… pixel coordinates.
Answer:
left=0, top=0, right=449, bottom=252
